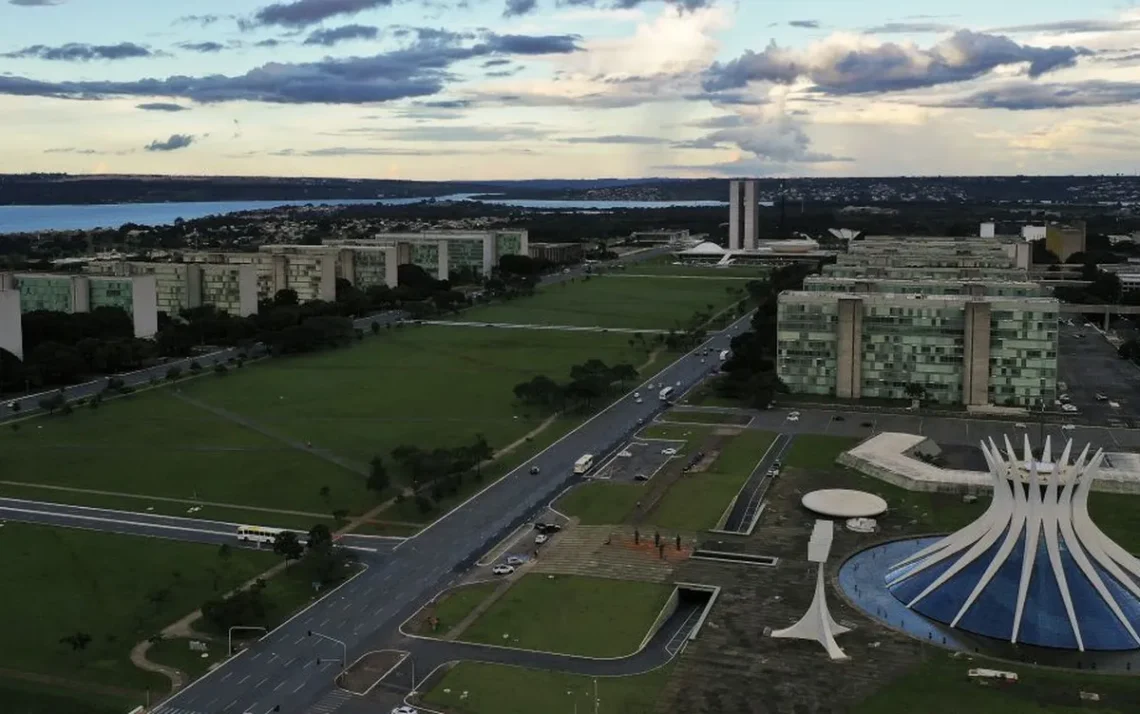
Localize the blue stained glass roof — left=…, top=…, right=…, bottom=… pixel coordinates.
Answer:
left=887, top=525, right=1140, bottom=651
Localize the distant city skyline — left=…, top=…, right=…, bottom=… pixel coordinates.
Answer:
left=2, top=0, right=1139, bottom=179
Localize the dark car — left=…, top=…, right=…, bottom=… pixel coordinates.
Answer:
left=529, top=466, right=540, bottom=475
left=634, top=473, right=650, bottom=481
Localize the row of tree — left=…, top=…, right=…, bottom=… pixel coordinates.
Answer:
left=514, top=359, right=640, bottom=412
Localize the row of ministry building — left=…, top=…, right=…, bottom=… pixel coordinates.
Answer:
left=776, top=234, right=1060, bottom=408
left=0, top=231, right=528, bottom=360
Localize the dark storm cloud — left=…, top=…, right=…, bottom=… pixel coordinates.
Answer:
left=136, top=102, right=190, bottom=111
left=303, top=24, right=379, bottom=46
left=178, top=41, right=226, bottom=53
left=2, top=42, right=154, bottom=61
left=482, top=58, right=511, bottom=68
left=788, top=20, right=819, bottom=29
left=503, top=0, right=536, bottom=17
left=937, top=80, right=1140, bottom=110
left=145, top=134, right=195, bottom=151
left=702, top=30, right=1089, bottom=95
left=252, top=0, right=393, bottom=28
left=0, top=31, right=580, bottom=105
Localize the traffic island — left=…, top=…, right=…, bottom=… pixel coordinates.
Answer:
left=337, top=650, right=408, bottom=695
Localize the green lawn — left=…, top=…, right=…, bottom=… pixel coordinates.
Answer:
left=460, top=574, right=673, bottom=657
left=618, top=256, right=769, bottom=279
left=639, top=423, right=714, bottom=441
left=855, top=651, right=1140, bottom=714
left=423, top=581, right=500, bottom=634
left=556, top=481, right=645, bottom=525
left=462, top=275, right=746, bottom=329
left=650, top=430, right=776, bottom=531
left=664, top=409, right=751, bottom=425
left=1, top=326, right=649, bottom=519
left=0, top=679, right=127, bottom=714
left=146, top=637, right=221, bottom=680
left=424, top=661, right=672, bottom=714
left=782, top=434, right=860, bottom=469
left=0, top=522, right=279, bottom=695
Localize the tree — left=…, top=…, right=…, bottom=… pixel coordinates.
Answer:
left=307, top=523, right=332, bottom=551
left=272, top=289, right=299, bottom=307
left=38, top=393, right=65, bottom=415
left=272, top=531, right=305, bottom=561
left=610, top=363, right=639, bottom=389
left=218, top=543, right=233, bottom=562
left=367, top=456, right=389, bottom=494
left=319, top=485, right=331, bottom=502
left=59, top=631, right=92, bottom=652
left=904, top=382, right=927, bottom=402
left=370, top=321, right=380, bottom=335
left=165, top=365, right=183, bottom=380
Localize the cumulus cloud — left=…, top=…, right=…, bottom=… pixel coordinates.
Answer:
left=703, top=118, right=849, bottom=163
left=145, top=134, right=195, bottom=152
left=0, top=31, right=581, bottom=105
left=176, top=14, right=223, bottom=26
left=2, top=42, right=154, bottom=61
left=303, top=24, right=379, bottom=46
left=178, top=41, right=226, bottom=53
left=136, top=102, right=189, bottom=111
left=252, top=0, right=393, bottom=28
left=703, top=30, right=1089, bottom=95
left=937, top=79, right=1140, bottom=110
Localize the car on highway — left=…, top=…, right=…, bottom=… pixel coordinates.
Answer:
left=534, top=523, right=562, bottom=534
left=635, top=396, right=643, bottom=404
left=529, top=466, right=541, bottom=475
left=535, top=534, right=548, bottom=545
left=1061, top=404, right=1078, bottom=413
left=634, top=473, right=649, bottom=481
left=492, top=564, right=515, bottom=575
left=1096, top=393, right=1108, bottom=401
left=661, top=447, right=678, bottom=455
left=1110, top=401, right=1121, bottom=409
left=1015, top=422, right=1027, bottom=429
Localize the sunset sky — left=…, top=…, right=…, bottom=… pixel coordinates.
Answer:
left=3, top=0, right=1139, bottom=180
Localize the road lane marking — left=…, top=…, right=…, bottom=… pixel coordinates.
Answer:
left=292, top=682, right=306, bottom=693
left=220, top=672, right=232, bottom=682
left=293, top=636, right=305, bottom=645
left=256, top=677, right=268, bottom=688
left=237, top=675, right=250, bottom=684
left=274, top=681, right=285, bottom=691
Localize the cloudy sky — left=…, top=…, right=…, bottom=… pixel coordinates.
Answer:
left=3, top=0, right=1140, bottom=180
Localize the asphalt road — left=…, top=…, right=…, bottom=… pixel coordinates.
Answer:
left=138, top=312, right=752, bottom=714
left=720, top=433, right=795, bottom=533
left=0, top=497, right=397, bottom=555
left=1056, top=321, right=1140, bottom=426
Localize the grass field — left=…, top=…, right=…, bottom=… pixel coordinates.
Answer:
left=0, top=522, right=280, bottom=697
left=2, top=326, right=651, bottom=519
left=556, top=481, right=645, bottom=525
left=0, top=679, right=126, bottom=714
left=782, top=434, right=859, bottom=469
left=462, top=275, right=745, bottom=329
left=424, top=661, right=672, bottom=714
left=854, top=651, right=1140, bottom=714
left=651, top=430, right=776, bottom=531
left=460, top=574, right=672, bottom=657
left=421, top=581, right=499, bottom=634
left=663, top=409, right=752, bottom=425
left=618, top=256, right=769, bottom=278
left=147, top=637, right=221, bottom=680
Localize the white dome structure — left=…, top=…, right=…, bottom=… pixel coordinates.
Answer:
left=687, top=241, right=725, bottom=255
left=886, top=435, right=1140, bottom=652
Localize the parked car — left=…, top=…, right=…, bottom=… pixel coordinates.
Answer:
left=492, top=565, right=515, bottom=575
left=1014, top=423, right=1027, bottom=429
left=535, top=534, right=548, bottom=545
left=635, top=473, right=649, bottom=481
left=1096, top=393, right=1108, bottom=401
left=661, top=447, right=678, bottom=456
left=1062, top=424, right=1076, bottom=431
left=392, top=707, right=418, bottom=714
left=506, top=555, right=527, bottom=565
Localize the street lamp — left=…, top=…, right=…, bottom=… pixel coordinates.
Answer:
left=307, top=630, right=347, bottom=675
left=228, top=626, right=267, bottom=655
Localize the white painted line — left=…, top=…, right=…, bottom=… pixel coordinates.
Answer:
left=220, top=672, right=232, bottom=682
left=292, top=681, right=306, bottom=693
left=237, top=675, right=250, bottom=685
left=274, top=681, right=285, bottom=691
left=256, top=677, right=268, bottom=688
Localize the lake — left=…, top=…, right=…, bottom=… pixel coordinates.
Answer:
left=0, top=194, right=728, bottom=235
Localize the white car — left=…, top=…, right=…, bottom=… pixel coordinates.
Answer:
left=647, top=383, right=655, bottom=390
left=1110, top=401, right=1121, bottom=409
left=661, top=447, right=678, bottom=456
left=1061, top=404, right=1078, bottom=413
left=506, top=555, right=526, bottom=566
left=1062, top=424, right=1076, bottom=431
left=1014, top=423, right=1027, bottom=429
left=634, top=392, right=640, bottom=399
left=492, top=564, right=515, bottom=575
left=392, top=707, right=418, bottom=714
left=786, top=414, right=800, bottom=422
left=619, top=450, right=633, bottom=458
left=635, top=397, right=643, bottom=404
left=535, top=534, right=548, bottom=545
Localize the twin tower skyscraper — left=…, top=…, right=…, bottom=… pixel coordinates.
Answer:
left=728, top=179, right=760, bottom=251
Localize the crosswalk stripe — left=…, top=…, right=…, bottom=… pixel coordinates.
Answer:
left=305, top=689, right=353, bottom=714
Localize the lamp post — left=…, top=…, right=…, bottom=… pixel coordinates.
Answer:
left=307, top=630, right=347, bottom=675
left=227, top=626, right=267, bottom=655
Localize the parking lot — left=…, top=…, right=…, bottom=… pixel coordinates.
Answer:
left=1057, top=320, right=1140, bottom=427
left=747, top=407, right=1140, bottom=453
left=592, top=438, right=685, bottom=483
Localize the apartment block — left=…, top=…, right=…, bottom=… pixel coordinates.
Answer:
left=529, top=242, right=584, bottom=263
left=1046, top=221, right=1087, bottom=262
left=777, top=291, right=1059, bottom=407
left=3, top=273, right=158, bottom=338
left=803, top=276, right=1044, bottom=298
left=0, top=286, right=22, bottom=360
left=87, top=261, right=259, bottom=317
left=333, top=230, right=528, bottom=279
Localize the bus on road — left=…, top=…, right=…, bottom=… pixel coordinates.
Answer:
left=573, top=454, right=594, bottom=475
left=236, top=525, right=286, bottom=544
left=659, top=386, right=675, bottom=401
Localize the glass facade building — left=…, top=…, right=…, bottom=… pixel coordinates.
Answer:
left=4, top=273, right=158, bottom=338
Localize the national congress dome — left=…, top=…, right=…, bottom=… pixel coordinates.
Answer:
left=886, top=436, right=1140, bottom=651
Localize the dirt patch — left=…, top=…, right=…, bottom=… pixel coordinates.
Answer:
left=687, top=449, right=720, bottom=473
left=338, top=650, right=407, bottom=695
